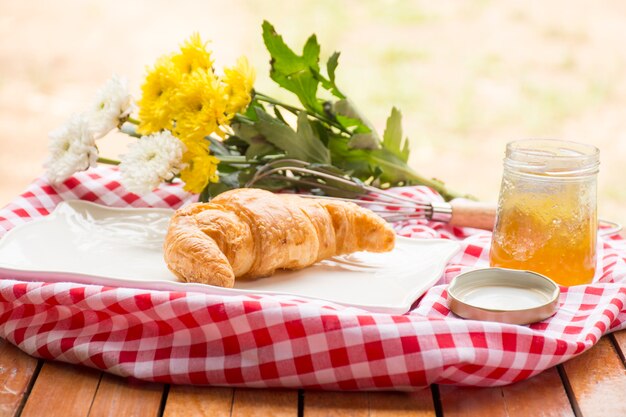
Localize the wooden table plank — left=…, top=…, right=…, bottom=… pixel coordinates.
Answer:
left=500, top=367, right=574, bottom=417
left=440, top=366, right=573, bottom=417
left=304, top=392, right=369, bottom=417
left=87, top=373, right=164, bottom=417
left=20, top=361, right=101, bottom=417
left=163, top=386, right=234, bottom=417
left=611, top=329, right=626, bottom=362
left=368, top=391, right=436, bottom=417
left=303, top=390, right=436, bottom=417
left=561, top=336, right=626, bottom=417
left=0, top=339, right=39, bottom=417
left=439, top=385, right=508, bottom=417
left=231, top=389, right=298, bottom=417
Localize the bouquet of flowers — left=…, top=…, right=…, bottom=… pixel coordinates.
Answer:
left=45, top=21, right=464, bottom=201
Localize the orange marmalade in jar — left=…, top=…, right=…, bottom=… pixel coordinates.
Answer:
left=489, top=139, right=599, bottom=286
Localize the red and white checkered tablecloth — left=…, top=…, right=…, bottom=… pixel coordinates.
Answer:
left=1, top=166, right=625, bottom=390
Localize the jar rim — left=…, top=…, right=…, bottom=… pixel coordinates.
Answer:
left=505, top=139, right=599, bottom=177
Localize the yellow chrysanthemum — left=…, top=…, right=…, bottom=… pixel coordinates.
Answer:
left=171, top=33, right=213, bottom=75
left=179, top=139, right=220, bottom=193
left=137, top=56, right=182, bottom=134
left=135, top=33, right=256, bottom=195
left=171, top=68, right=230, bottom=142
left=222, top=56, right=256, bottom=116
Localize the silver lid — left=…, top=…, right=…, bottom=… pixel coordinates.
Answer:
left=447, top=268, right=560, bottom=325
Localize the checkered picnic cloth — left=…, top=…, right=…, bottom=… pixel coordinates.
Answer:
left=0, top=166, right=625, bottom=390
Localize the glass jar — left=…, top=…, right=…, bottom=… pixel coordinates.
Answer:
left=489, top=139, right=599, bottom=286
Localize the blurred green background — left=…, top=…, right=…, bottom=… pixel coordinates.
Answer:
left=1, top=0, right=625, bottom=225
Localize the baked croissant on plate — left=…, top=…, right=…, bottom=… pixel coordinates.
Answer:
left=163, top=188, right=395, bottom=288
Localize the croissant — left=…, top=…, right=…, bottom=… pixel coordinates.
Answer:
left=163, top=188, right=395, bottom=288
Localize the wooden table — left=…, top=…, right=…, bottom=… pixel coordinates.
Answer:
left=2, top=329, right=626, bottom=417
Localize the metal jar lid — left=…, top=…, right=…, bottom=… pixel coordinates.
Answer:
left=447, top=268, right=560, bottom=325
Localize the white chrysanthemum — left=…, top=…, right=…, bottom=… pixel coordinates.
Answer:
left=45, top=113, right=98, bottom=184
left=88, top=74, right=134, bottom=138
left=119, top=131, right=186, bottom=195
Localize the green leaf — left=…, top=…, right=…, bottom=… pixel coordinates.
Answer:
left=332, top=99, right=381, bottom=148
left=262, top=21, right=322, bottom=112
left=273, top=106, right=288, bottom=124
left=335, top=114, right=370, bottom=133
left=295, top=112, right=330, bottom=163
left=245, top=136, right=280, bottom=160
left=302, top=35, right=321, bottom=73
left=222, top=135, right=247, bottom=147
left=291, top=72, right=322, bottom=112
left=205, top=171, right=241, bottom=199
left=231, top=121, right=281, bottom=159
left=243, top=96, right=263, bottom=120
left=325, top=52, right=345, bottom=99
left=329, top=135, right=417, bottom=185
left=254, top=108, right=330, bottom=164
left=382, top=107, right=410, bottom=163
left=231, top=122, right=259, bottom=144
left=310, top=119, right=330, bottom=146
left=332, top=100, right=373, bottom=129
left=347, top=132, right=380, bottom=150
left=327, top=52, right=339, bottom=84
left=219, top=171, right=241, bottom=188
left=310, top=53, right=345, bottom=99
left=216, top=164, right=239, bottom=174
left=207, top=136, right=231, bottom=156
left=261, top=21, right=320, bottom=75
left=328, top=136, right=374, bottom=180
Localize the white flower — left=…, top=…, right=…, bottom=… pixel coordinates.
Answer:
left=88, top=74, right=133, bottom=138
left=119, top=131, right=186, bottom=195
left=45, top=113, right=98, bottom=184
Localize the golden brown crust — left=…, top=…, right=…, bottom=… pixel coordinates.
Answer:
left=212, top=189, right=320, bottom=278
left=193, top=205, right=254, bottom=277
left=163, top=188, right=395, bottom=287
left=163, top=204, right=235, bottom=288
left=284, top=195, right=336, bottom=261
left=316, top=199, right=396, bottom=255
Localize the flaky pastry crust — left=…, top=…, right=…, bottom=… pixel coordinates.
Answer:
left=163, top=188, right=395, bottom=288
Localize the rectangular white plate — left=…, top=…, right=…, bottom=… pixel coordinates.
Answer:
left=0, top=200, right=460, bottom=314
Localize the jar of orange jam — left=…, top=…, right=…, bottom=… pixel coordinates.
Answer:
left=489, top=139, right=599, bottom=286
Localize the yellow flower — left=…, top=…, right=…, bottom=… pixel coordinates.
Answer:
left=172, top=68, right=230, bottom=142
left=135, top=34, right=255, bottom=194
left=137, top=56, right=182, bottom=134
left=179, top=139, right=220, bottom=193
left=172, top=33, right=213, bottom=75
left=223, top=56, right=256, bottom=116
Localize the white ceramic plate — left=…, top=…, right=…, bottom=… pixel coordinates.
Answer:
left=0, top=200, right=460, bottom=313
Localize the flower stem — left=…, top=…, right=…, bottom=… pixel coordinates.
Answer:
left=199, top=186, right=210, bottom=202
left=97, top=157, right=120, bottom=166
left=126, top=116, right=140, bottom=125
left=120, top=123, right=141, bottom=138
left=254, top=92, right=302, bottom=115
left=254, top=91, right=351, bottom=135
left=234, top=114, right=255, bottom=125
left=217, top=155, right=262, bottom=165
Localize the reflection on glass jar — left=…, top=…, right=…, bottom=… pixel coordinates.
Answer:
left=489, top=139, right=599, bottom=286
